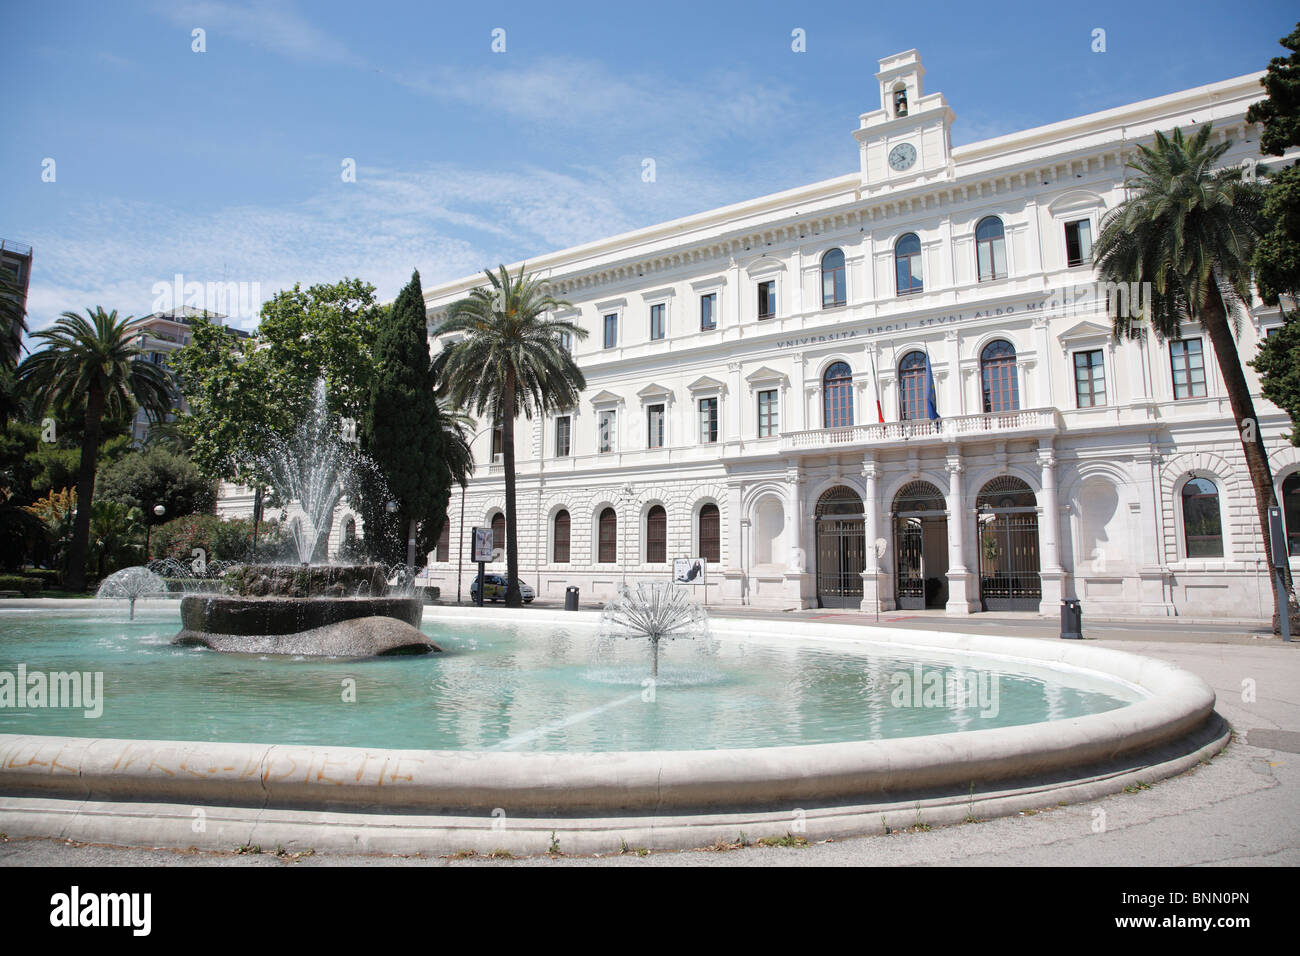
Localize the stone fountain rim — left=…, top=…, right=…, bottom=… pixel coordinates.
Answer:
left=0, top=607, right=1220, bottom=857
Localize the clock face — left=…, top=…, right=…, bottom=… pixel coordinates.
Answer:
left=888, top=142, right=917, bottom=171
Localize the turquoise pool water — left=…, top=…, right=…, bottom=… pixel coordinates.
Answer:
left=0, top=608, right=1143, bottom=752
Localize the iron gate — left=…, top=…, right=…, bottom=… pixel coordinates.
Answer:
left=976, top=509, right=1041, bottom=610
left=815, top=518, right=865, bottom=607
left=894, top=516, right=925, bottom=608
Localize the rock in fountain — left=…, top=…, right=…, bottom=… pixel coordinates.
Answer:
left=596, top=582, right=712, bottom=678
left=97, top=567, right=167, bottom=620
left=170, top=379, right=438, bottom=659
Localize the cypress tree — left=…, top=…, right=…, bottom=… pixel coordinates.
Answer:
left=360, top=270, right=451, bottom=568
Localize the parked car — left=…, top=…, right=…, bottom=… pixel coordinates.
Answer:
left=471, top=573, right=535, bottom=603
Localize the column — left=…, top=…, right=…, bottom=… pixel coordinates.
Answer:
left=861, top=452, right=892, bottom=612
left=791, top=352, right=808, bottom=432
left=1135, top=445, right=1175, bottom=615
left=722, top=481, right=745, bottom=606
left=785, top=465, right=812, bottom=608
left=1037, top=438, right=1065, bottom=614
left=945, top=447, right=976, bottom=613
left=726, top=362, right=742, bottom=444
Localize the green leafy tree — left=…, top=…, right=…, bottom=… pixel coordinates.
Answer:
left=17, top=309, right=172, bottom=590
left=1094, top=125, right=1296, bottom=631
left=434, top=265, right=586, bottom=606
left=172, top=280, right=380, bottom=486
left=95, top=445, right=216, bottom=527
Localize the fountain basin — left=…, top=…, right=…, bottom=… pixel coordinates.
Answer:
left=175, top=594, right=434, bottom=657
left=0, top=608, right=1223, bottom=854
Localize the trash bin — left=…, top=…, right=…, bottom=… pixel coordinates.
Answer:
left=1061, top=599, right=1082, bottom=640
left=565, top=586, right=580, bottom=611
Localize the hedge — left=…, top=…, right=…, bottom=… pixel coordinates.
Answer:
left=0, top=575, right=43, bottom=596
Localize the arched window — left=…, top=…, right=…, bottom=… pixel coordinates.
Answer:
left=1284, top=474, right=1300, bottom=556
left=823, top=361, right=854, bottom=428
left=895, top=234, right=923, bottom=295
left=1182, top=478, right=1223, bottom=558
left=898, top=351, right=929, bottom=421
left=698, top=503, right=720, bottom=564
left=553, top=510, right=570, bottom=563
left=821, top=248, right=846, bottom=308
left=975, top=216, right=1006, bottom=282
left=980, top=339, right=1020, bottom=413
left=646, top=505, right=667, bottom=563
left=490, top=512, right=505, bottom=557
left=598, top=507, right=618, bottom=564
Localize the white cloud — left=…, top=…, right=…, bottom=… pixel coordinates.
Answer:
left=19, top=156, right=749, bottom=339
left=154, top=0, right=366, bottom=67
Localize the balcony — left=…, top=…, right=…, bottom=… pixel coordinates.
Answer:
left=780, top=407, right=1060, bottom=452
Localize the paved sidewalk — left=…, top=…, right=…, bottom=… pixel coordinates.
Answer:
left=3, top=634, right=1296, bottom=867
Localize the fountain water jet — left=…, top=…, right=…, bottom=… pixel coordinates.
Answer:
left=97, top=567, right=167, bottom=620
left=596, top=583, right=712, bottom=678
left=169, top=378, right=437, bottom=658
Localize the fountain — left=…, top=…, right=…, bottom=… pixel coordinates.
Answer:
left=170, top=380, right=438, bottom=658
left=596, top=582, right=713, bottom=678
left=96, top=567, right=167, bottom=620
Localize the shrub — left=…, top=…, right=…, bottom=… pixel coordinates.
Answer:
left=150, top=513, right=293, bottom=564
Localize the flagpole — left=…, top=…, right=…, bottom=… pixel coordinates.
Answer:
left=923, top=342, right=940, bottom=429
left=869, top=351, right=884, bottom=424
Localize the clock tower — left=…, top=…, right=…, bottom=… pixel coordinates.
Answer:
left=853, top=50, right=955, bottom=194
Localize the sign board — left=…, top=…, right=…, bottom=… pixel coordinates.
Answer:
left=673, top=557, right=706, bottom=585
left=472, top=527, right=494, bottom=564
left=1268, top=506, right=1288, bottom=569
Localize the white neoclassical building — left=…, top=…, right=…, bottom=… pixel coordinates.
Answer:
left=225, top=50, right=1298, bottom=619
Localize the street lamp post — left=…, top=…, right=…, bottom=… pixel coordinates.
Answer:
left=145, top=503, right=165, bottom=561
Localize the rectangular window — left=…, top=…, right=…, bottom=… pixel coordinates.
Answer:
left=491, top=421, right=503, bottom=459
left=435, top=518, right=449, bottom=563
left=558, top=330, right=573, bottom=353
left=647, top=404, right=665, bottom=449
left=603, top=313, right=618, bottom=349
left=699, top=397, right=718, bottom=444
left=649, top=303, right=665, bottom=341
left=554, top=415, right=571, bottom=458
left=1073, top=350, right=1107, bottom=408
left=757, top=280, right=776, bottom=320
left=1064, top=219, right=1093, bottom=267
left=700, top=293, right=717, bottom=331
left=1170, top=339, right=1207, bottom=399
left=598, top=409, right=617, bottom=453
left=758, top=389, right=779, bottom=438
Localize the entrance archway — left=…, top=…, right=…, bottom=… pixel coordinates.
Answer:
left=976, top=476, right=1041, bottom=610
left=892, top=480, right=949, bottom=609
left=815, top=486, right=865, bottom=608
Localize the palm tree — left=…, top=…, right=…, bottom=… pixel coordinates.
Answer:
left=17, top=308, right=172, bottom=590
left=439, top=405, right=476, bottom=492
left=0, top=274, right=27, bottom=369
left=434, top=265, right=586, bottom=607
left=1095, top=124, right=1296, bottom=631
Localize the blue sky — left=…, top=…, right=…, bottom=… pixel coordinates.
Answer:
left=4, top=0, right=1296, bottom=336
